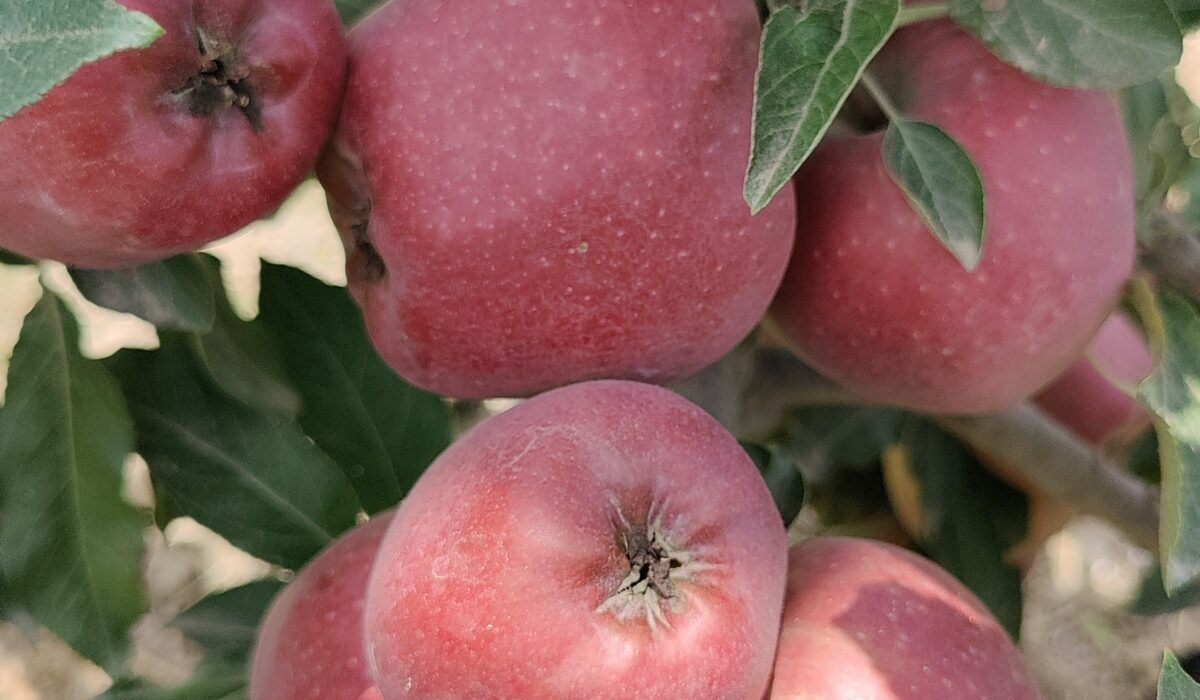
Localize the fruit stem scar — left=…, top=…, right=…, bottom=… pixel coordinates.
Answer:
left=171, top=27, right=264, bottom=131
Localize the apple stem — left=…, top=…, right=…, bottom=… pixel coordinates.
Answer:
left=858, top=72, right=903, bottom=125
left=896, top=2, right=951, bottom=28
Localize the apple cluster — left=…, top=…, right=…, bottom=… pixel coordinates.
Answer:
left=249, top=381, right=1042, bottom=700
left=0, top=0, right=1143, bottom=696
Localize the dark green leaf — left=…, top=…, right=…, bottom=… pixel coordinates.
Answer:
left=257, top=263, right=451, bottom=513
left=1159, top=650, right=1200, bottom=699
left=192, top=299, right=302, bottom=419
left=0, top=249, right=32, bottom=265
left=1122, top=76, right=1200, bottom=238
left=1122, top=80, right=1189, bottom=221
left=1124, top=80, right=1173, bottom=159
left=779, top=407, right=901, bottom=530
left=0, top=293, right=147, bottom=671
left=1166, top=0, right=1200, bottom=33
left=0, top=574, right=14, bottom=619
left=106, top=336, right=360, bottom=570
left=1130, top=427, right=1164, bottom=484
left=745, top=0, right=900, bottom=213
left=1131, top=564, right=1200, bottom=616
left=743, top=442, right=806, bottom=525
left=784, top=405, right=905, bottom=473
left=1137, top=286, right=1200, bottom=593
left=0, top=0, right=162, bottom=119
left=69, top=254, right=217, bottom=333
left=1156, top=80, right=1200, bottom=231
left=882, top=119, right=986, bottom=270
left=334, top=0, right=380, bottom=26
left=165, top=256, right=301, bottom=418
left=950, top=0, right=1183, bottom=89
left=899, top=418, right=1028, bottom=638
left=171, top=579, right=283, bottom=662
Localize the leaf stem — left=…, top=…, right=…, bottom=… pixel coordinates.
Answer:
left=859, top=72, right=902, bottom=123
left=896, top=2, right=951, bottom=28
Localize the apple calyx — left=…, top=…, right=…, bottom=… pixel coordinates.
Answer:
left=597, top=499, right=715, bottom=632
left=174, top=28, right=264, bottom=130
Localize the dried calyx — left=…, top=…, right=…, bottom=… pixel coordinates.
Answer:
left=173, top=28, right=264, bottom=130
left=596, top=500, right=716, bottom=632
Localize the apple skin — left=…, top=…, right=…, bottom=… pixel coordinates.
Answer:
left=0, top=0, right=346, bottom=268
left=770, top=537, right=1043, bottom=699
left=249, top=513, right=392, bottom=700
left=365, top=380, right=788, bottom=699
left=318, top=0, right=796, bottom=400
left=769, top=21, right=1135, bottom=414
left=1033, top=312, right=1154, bottom=446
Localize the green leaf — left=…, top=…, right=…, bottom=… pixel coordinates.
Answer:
left=1122, top=78, right=1199, bottom=225
left=1137, top=286, right=1200, bottom=594
left=0, top=0, right=163, bottom=119
left=106, top=336, right=360, bottom=570
left=171, top=579, right=283, bottom=662
left=154, top=255, right=301, bottom=418
left=257, top=263, right=451, bottom=514
left=882, top=119, right=986, bottom=270
left=334, top=0, right=380, bottom=25
left=0, top=249, right=32, bottom=265
left=778, top=406, right=902, bottom=530
left=1131, top=564, right=1200, bottom=616
left=950, top=0, right=1183, bottom=90
left=784, top=405, right=905, bottom=471
left=0, top=293, right=147, bottom=671
left=743, top=442, right=806, bottom=525
left=1159, top=650, right=1200, bottom=699
left=744, top=0, right=900, bottom=213
left=69, top=255, right=217, bottom=333
left=899, top=419, right=1028, bottom=638
left=192, top=297, right=302, bottom=419
left=0, top=574, right=14, bottom=619
left=1166, top=0, right=1200, bottom=33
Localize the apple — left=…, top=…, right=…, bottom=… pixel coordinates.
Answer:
left=318, top=0, right=796, bottom=400
left=364, top=380, right=788, bottom=699
left=249, top=512, right=392, bottom=700
left=1033, top=312, right=1154, bottom=447
left=0, top=0, right=346, bottom=268
left=770, top=537, right=1043, bottom=699
left=769, top=21, right=1135, bottom=414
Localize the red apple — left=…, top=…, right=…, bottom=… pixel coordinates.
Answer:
left=1034, top=312, right=1154, bottom=446
left=771, top=537, right=1043, bottom=699
left=365, top=380, right=788, bottom=699
left=769, top=21, right=1135, bottom=414
left=0, top=0, right=346, bottom=268
left=249, top=513, right=391, bottom=700
left=318, top=0, right=796, bottom=400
